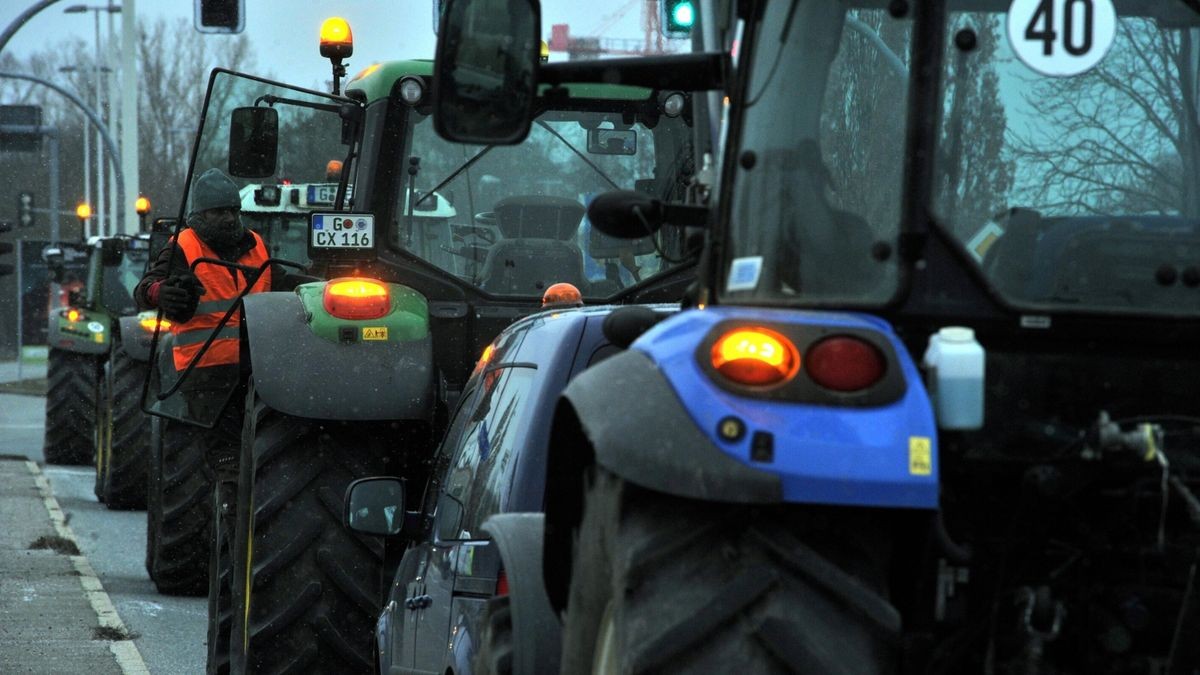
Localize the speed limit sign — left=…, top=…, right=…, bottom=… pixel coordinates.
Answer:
left=1007, top=0, right=1116, bottom=77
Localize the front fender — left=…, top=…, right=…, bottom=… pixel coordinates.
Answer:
left=243, top=290, right=434, bottom=421
left=561, top=348, right=784, bottom=504
left=47, top=306, right=112, bottom=356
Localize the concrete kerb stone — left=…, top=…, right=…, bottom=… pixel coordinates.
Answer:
left=19, top=459, right=150, bottom=675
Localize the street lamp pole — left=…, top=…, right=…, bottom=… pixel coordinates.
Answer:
left=59, top=66, right=91, bottom=225
left=65, top=3, right=123, bottom=237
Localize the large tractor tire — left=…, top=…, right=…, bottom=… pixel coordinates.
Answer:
left=207, top=481, right=235, bottom=675
left=100, top=340, right=151, bottom=510
left=94, top=366, right=111, bottom=501
left=146, top=420, right=213, bottom=596
left=44, top=348, right=99, bottom=465
left=228, top=385, right=423, bottom=674
left=145, top=417, right=162, bottom=577
left=559, top=468, right=902, bottom=675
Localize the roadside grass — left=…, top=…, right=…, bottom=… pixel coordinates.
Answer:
left=28, top=535, right=81, bottom=556
left=0, top=378, right=47, bottom=396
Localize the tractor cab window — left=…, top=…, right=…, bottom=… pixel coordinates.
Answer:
left=937, top=1, right=1200, bottom=316
left=100, top=247, right=146, bottom=315
left=726, top=2, right=910, bottom=305
left=393, top=103, right=693, bottom=299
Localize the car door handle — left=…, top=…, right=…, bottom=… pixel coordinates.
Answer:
left=404, top=595, right=432, bottom=610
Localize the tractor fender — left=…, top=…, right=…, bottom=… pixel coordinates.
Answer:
left=480, top=513, right=562, bottom=675
left=47, top=310, right=110, bottom=356
left=560, top=348, right=782, bottom=504
left=242, top=292, right=434, bottom=421
left=539, top=349, right=782, bottom=614
left=118, top=315, right=152, bottom=362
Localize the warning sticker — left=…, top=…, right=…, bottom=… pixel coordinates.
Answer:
left=362, top=327, right=388, bottom=341
left=1007, top=0, right=1116, bottom=77
left=726, top=256, right=763, bottom=292
left=908, top=436, right=933, bottom=476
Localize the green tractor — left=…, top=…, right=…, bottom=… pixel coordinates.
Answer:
left=42, top=235, right=164, bottom=509
left=141, top=53, right=703, bottom=673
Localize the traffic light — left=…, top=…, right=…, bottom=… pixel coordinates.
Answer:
left=195, top=0, right=244, bottom=34
left=0, top=220, right=13, bottom=277
left=661, top=0, right=696, bottom=37
left=17, top=191, right=34, bottom=228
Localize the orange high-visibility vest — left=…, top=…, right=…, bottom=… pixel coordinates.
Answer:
left=170, top=228, right=271, bottom=371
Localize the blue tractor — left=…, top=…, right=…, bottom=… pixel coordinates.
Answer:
left=429, top=0, right=1200, bottom=672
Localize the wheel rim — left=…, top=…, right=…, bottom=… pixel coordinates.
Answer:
left=592, top=599, right=620, bottom=675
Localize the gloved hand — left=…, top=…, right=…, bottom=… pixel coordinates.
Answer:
left=158, top=274, right=206, bottom=323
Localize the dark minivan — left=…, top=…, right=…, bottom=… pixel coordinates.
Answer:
left=346, top=304, right=668, bottom=674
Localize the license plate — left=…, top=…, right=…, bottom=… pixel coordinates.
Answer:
left=310, top=213, right=375, bottom=249
left=307, top=184, right=337, bottom=205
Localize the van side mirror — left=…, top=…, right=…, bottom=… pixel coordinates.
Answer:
left=433, top=0, right=540, bottom=145
left=229, top=107, right=279, bottom=178
left=344, top=477, right=407, bottom=536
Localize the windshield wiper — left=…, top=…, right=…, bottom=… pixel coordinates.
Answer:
left=535, top=120, right=621, bottom=191
left=415, top=145, right=497, bottom=209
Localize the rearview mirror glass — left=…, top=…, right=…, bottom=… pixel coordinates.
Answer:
left=100, top=238, right=124, bottom=266
left=434, top=492, right=468, bottom=542
left=433, top=0, right=540, bottom=145
left=228, top=107, right=278, bottom=177
left=587, top=128, right=637, bottom=155
left=344, top=477, right=407, bottom=536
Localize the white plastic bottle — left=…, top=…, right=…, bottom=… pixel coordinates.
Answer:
left=922, top=327, right=985, bottom=430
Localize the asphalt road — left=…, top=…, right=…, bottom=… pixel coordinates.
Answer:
left=1, top=391, right=207, bottom=675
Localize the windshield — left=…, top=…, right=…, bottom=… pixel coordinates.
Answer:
left=394, top=103, right=694, bottom=298
left=939, top=1, right=1200, bottom=315
left=243, top=210, right=312, bottom=267
left=186, top=71, right=352, bottom=271
left=101, top=249, right=147, bottom=315
left=727, top=0, right=1200, bottom=316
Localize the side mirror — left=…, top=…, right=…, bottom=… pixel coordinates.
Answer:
left=42, top=247, right=65, bottom=282
left=343, top=477, right=407, bottom=536
left=587, top=190, right=709, bottom=239
left=587, top=128, right=637, bottom=155
left=100, top=238, right=124, bottom=266
left=433, top=0, right=541, bottom=145
left=229, top=107, right=279, bottom=178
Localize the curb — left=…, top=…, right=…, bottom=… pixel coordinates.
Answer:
left=27, top=460, right=151, bottom=675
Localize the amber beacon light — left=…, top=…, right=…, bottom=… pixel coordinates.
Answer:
left=320, top=17, right=354, bottom=94
left=323, top=278, right=390, bottom=320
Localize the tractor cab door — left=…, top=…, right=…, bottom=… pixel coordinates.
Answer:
left=142, top=69, right=363, bottom=428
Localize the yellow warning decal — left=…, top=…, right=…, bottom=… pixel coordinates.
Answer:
left=908, top=436, right=932, bottom=476
left=93, top=332, right=105, bottom=344
left=362, top=326, right=388, bottom=341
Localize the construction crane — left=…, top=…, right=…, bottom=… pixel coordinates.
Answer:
left=547, top=0, right=691, bottom=60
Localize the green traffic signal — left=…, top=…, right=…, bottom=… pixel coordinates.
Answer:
left=662, top=0, right=695, bottom=37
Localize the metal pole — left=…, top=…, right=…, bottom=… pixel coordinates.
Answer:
left=15, top=239, right=23, bottom=381
left=82, top=82, right=91, bottom=235
left=93, top=9, right=106, bottom=237
left=106, top=2, right=119, bottom=235
left=0, top=0, right=62, bottom=55
left=120, top=0, right=138, bottom=235
left=49, top=132, right=60, bottom=244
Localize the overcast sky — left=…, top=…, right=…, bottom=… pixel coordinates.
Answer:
left=2, top=0, right=655, bottom=88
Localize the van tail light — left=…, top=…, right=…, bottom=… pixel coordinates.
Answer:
left=323, top=278, right=390, bottom=320
left=805, top=336, right=886, bottom=392
left=710, top=327, right=800, bottom=386
left=495, top=570, right=509, bottom=597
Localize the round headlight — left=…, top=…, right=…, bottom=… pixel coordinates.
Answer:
left=662, top=92, right=686, bottom=117
left=399, top=77, right=424, bottom=105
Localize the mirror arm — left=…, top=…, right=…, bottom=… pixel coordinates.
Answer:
left=540, top=52, right=728, bottom=91
left=254, top=94, right=359, bottom=117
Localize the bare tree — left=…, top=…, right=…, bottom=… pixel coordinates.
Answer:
left=137, top=17, right=259, bottom=219
left=1011, top=20, right=1199, bottom=217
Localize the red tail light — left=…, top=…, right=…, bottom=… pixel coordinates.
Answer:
left=322, top=278, right=390, bottom=320
left=805, top=336, right=886, bottom=392
left=495, top=570, right=509, bottom=597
